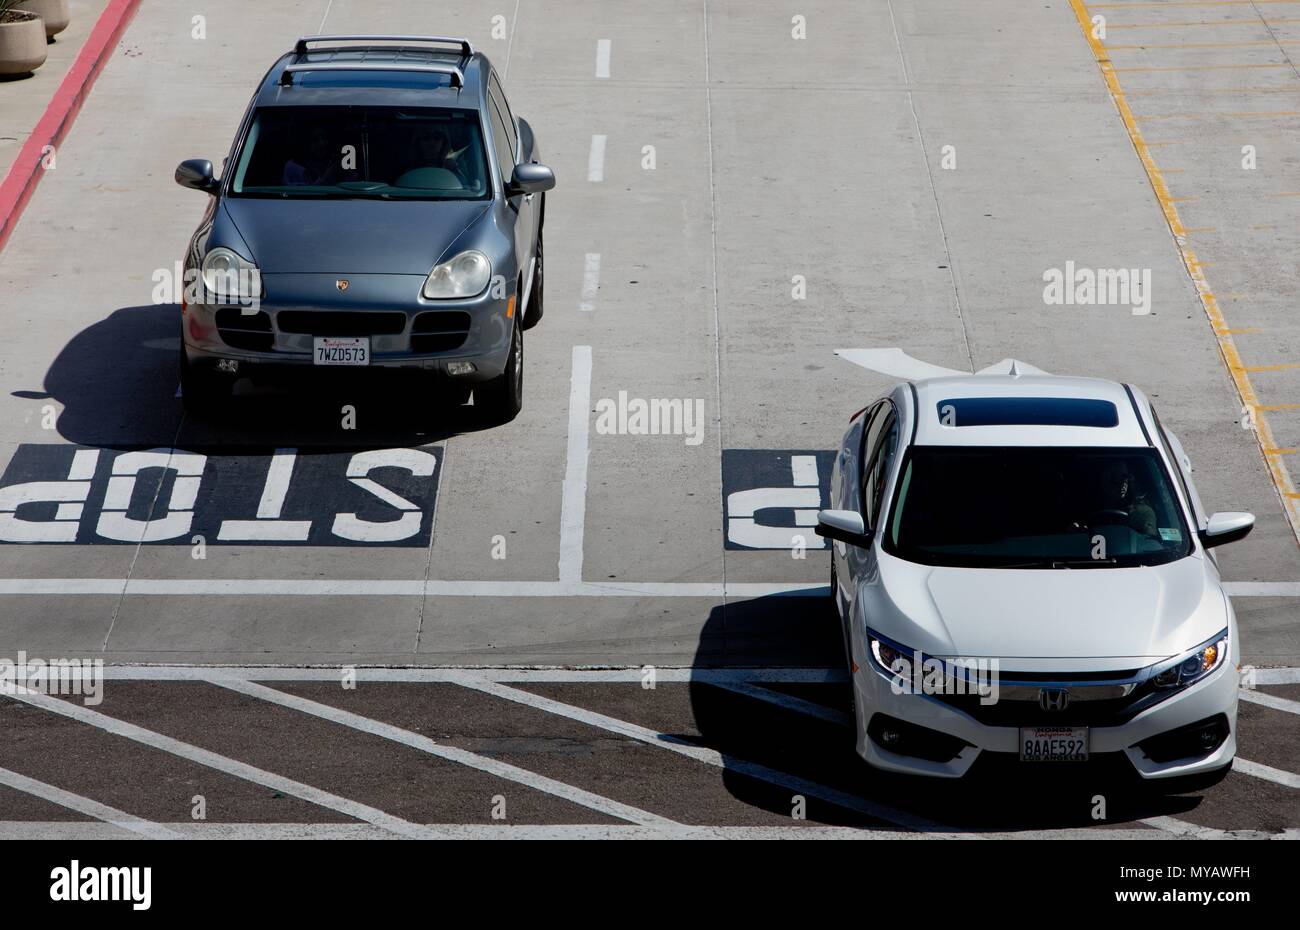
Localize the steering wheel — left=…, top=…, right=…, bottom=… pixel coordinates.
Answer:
left=1088, top=509, right=1130, bottom=525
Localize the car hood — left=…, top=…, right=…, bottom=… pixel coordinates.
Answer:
left=221, top=199, right=490, bottom=274
left=865, top=550, right=1225, bottom=664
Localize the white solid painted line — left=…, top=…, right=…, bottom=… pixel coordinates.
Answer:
left=791, top=455, right=819, bottom=487
left=1223, top=582, right=1300, bottom=596
left=579, top=252, right=601, bottom=312
left=710, top=680, right=853, bottom=727
left=1239, top=689, right=1300, bottom=716
left=559, top=346, right=593, bottom=583
left=1, top=686, right=432, bottom=838
left=2, top=577, right=1296, bottom=599
left=0, top=578, right=827, bottom=598
left=587, top=134, right=606, bottom=182
left=1232, top=757, right=1300, bottom=789
left=212, top=677, right=675, bottom=827
left=85, top=666, right=851, bottom=684
left=1254, top=667, right=1300, bottom=685
left=0, top=766, right=182, bottom=840
left=595, top=39, right=611, bottom=78
left=256, top=449, right=297, bottom=518
left=447, top=674, right=962, bottom=835
left=0, top=821, right=1247, bottom=841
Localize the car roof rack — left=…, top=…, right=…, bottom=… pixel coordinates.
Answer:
left=282, top=36, right=474, bottom=87
left=280, top=60, right=466, bottom=87
left=293, top=35, right=474, bottom=57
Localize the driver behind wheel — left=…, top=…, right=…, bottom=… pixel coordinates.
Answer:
left=1098, top=463, right=1158, bottom=537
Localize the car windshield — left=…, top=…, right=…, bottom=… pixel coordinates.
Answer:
left=228, top=105, right=490, bottom=200
left=883, top=446, right=1192, bottom=568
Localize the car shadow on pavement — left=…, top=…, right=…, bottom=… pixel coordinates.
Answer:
left=689, top=591, right=1213, bottom=834
left=27, top=304, right=490, bottom=450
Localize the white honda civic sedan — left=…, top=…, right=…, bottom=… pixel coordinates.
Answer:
left=816, top=364, right=1253, bottom=785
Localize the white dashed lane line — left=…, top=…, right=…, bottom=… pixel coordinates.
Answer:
left=587, top=133, right=606, bottom=182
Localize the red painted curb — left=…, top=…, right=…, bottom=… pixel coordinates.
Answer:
left=0, top=0, right=143, bottom=255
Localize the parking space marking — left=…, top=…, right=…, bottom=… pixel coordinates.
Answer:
left=579, top=253, right=601, bottom=312
left=560, top=346, right=593, bottom=582
left=1232, top=757, right=1300, bottom=789
left=77, top=667, right=853, bottom=684
left=211, top=678, right=675, bottom=827
left=1255, top=667, right=1300, bottom=684
left=1073, top=0, right=1300, bottom=544
left=596, top=39, right=611, bottom=79
left=0, top=822, right=1220, bottom=840
left=0, top=766, right=181, bottom=840
left=3, top=577, right=1299, bottom=597
left=448, top=675, right=963, bottom=834
left=710, top=681, right=854, bottom=727
left=2, top=687, right=432, bottom=838
left=1241, top=691, right=1300, bottom=716
left=587, top=134, right=606, bottom=182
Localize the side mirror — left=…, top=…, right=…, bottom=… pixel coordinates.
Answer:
left=176, top=159, right=219, bottom=194
left=508, top=162, right=556, bottom=196
left=1199, top=512, right=1254, bottom=549
left=815, top=510, right=873, bottom=548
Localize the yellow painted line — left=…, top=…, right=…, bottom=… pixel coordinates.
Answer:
left=1072, top=0, right=1300, bottom=544
left=1106, top=40, right=1281, bottom=49
left=1136, top=111, right=1300, bottom=119
left=1126, top=87, right=1300, bottom=96
left=1108, top=16, right=1300, bottom=27
left=1113, top=63, right=1293, bottom=72
left=1263, top=448, right=1298, bottom=455
left=1260, top=404, right=1300, bottom=411
left=1217, top=327, right=1259, bottom=334
left=1093, top=0, right=1300, bottom=8
left=1240, top=364, right=1300, bottom=372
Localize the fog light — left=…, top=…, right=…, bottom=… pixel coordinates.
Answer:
left=447, top=361, right=476, bottom=376
left=216, top=359, right=239, bottom=374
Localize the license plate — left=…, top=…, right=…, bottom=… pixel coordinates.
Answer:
left=313, top=337, right=369, bottom=366
left=1019, top=726, right=1089, bottom=762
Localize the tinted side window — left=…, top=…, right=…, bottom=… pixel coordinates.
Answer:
left=858, top=403, right=888, bottom=508
left=487, top=93, right=515, bottom=186
left=489, top=73, right=517, bottom=154
left=864, top=413, right=900, bottom=529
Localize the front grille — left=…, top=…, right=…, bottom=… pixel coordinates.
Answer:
left=276, top=310, right=407, bottom=336
left=215, top=307, right=273, bottom=351
left=410, top=311, right=471, bottom=353
left=931, top=674, right=1169, bottom=727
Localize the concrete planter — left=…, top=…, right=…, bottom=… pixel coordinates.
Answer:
left=15, top=0, right=70, bottom=39
left=0, top=10, right=47, bottom=75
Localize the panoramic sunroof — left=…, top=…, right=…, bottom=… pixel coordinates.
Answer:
left=936, top=397, right=1119, bottom=428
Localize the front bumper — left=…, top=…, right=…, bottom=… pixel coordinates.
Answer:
left=181, top=272, right=515, bottom=383
left=850, top=645, right=1238, bottom=780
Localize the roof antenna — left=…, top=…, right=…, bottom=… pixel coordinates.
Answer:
left=1009, top=360, right=1021, bottom=378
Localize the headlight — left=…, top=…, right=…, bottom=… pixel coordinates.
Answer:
left=422, top=250, right=491, bottom=299
left=201, top=247, right=261, bottom=303
left=1151, top=629, right=1228, bottom=689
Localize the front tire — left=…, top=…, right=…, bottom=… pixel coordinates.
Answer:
left=475, top=319, right=523, bottom=424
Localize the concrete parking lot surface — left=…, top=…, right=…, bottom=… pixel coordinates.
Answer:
left=0, top=0, right=1296, bottom=837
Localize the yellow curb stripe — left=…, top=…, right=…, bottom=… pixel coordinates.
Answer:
left=1071, top=0, right=1300, bottom=543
